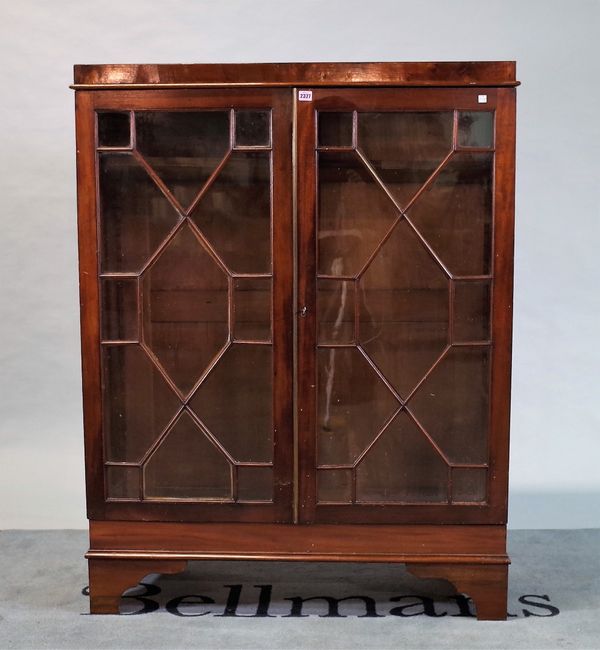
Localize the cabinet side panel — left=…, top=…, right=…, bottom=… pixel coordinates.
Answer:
left=488, top=88, right=516, bottom=522
left=75, top=91, right=105, bottom=518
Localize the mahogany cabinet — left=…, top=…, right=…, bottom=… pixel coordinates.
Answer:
left=72, top=62, right=518, bottom=619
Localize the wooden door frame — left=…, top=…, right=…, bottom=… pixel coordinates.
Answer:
left=76, top=88, right=294, bottom=522
left=296, top=87, right=516, bottom=524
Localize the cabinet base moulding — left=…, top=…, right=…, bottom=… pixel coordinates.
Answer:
left=87, top=521, right=509, bottom=619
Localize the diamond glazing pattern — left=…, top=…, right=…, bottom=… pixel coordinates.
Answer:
left=98, top=110, right=274, bottom=501
left=316, top=110, right=494, bottom=504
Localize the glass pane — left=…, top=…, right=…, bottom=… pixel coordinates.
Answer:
left=106, top=466, right=139, bottom=499
left=317, top=347, right=399, bottom=466
left=318, top=112, right=353, bottom=147
left=237, top=466, right=273, bottom=501
left=234, top=277, right=271, bottom=342
left=99, top=154, right=180, bottom=273
left=142, top=224, right=229, bottom=396
left=452, top=467, right=487, bottom=502
left=144, top=411, right=231, bottom=499
left=356, top=411, right=448, bottom=502
left=407, top=152, right=493, bottom=276
left=453, top=280, right=491, bottom=342
left=358, top=112, right=453, bottom=209
left=191, top=151, right=271, bottom=273
left=458, top=112, right=494, bottom=148
left=135, top=111, right=230, bottom=210
left=408, top=347, right=491, bottom=464
left=317, top=279, right=355, bottom=344
left=98, top=112, right=131, bottom=147
left=235, top=110, right=271, bottom=147
left=317, top=469, right=352, bottom=503
left=101, top=279, right=138, bottom=341
left=189, top=344, right=273, bottom=463
left=102, top=345, right=181, bottom=462
left=318, top=151, right=399, bottom=276
left=359, top=219, right=449, bottom=397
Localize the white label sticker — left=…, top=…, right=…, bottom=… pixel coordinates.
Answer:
left=298, top=90, right=313, bottom=102
left=478, top=94, right=488, bottom=104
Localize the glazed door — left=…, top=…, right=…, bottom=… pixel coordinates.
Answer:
left=77, top=89, right=293, bottom=522
left=297, top=88, right=515, bottom=524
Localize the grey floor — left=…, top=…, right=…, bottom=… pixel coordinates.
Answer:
left=0, top=530, right=598, bottom=649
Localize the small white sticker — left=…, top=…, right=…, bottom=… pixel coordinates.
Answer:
left=298, top=90, right=313, bottom=102
left=478, top=94, right=488, bottom=104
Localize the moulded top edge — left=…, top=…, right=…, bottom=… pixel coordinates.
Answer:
left=71, top=61, right=519, bottom=89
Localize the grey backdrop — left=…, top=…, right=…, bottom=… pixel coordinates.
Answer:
left=1, top=0, right=598, bottom=529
